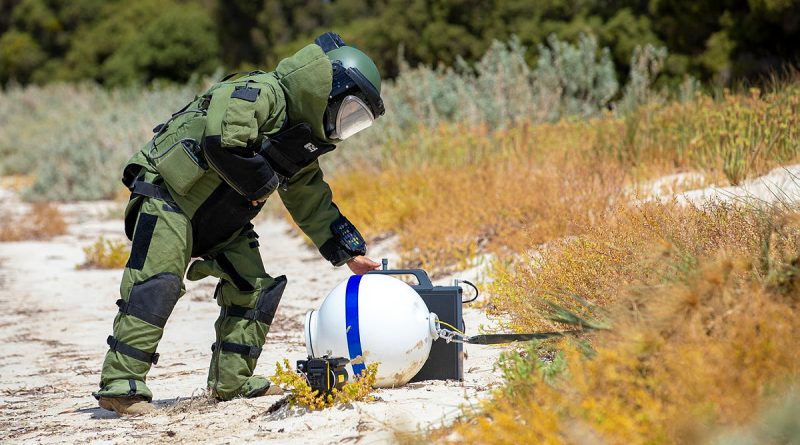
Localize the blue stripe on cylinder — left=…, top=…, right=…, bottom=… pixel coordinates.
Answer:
left=345, top=275, right=366, bottom=377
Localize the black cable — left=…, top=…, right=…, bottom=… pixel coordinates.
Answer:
left=460, top=280, right=479, bottom=304
left=466, top=330, right=587, bottom=344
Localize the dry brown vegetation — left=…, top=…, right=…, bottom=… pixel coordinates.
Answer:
left=488, top=201, right=782, bottom=332
left=443, top=205, right=800, bottom=444
left=329, top=82, right=800, bottom=443
left=333, top=122, right=626, bottom=274
left=333, top=84, right=800, bottom=276
left=0, top=203, right=67, bottom=241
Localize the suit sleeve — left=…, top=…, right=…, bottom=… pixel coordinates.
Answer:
left=279, top=161, right=366, bottom=266
left=202, top=84, right=283, bottom=201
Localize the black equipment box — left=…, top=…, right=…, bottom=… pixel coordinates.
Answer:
left=296, top=356, right=349, bottom=393
left=368, top=262, right=464, bottom=382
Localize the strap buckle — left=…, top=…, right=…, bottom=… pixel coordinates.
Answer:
left=212, top=341, right=262, bottom=359
left=130, top=180, right=180, bottom=209
left=245, top=346, right=261, bottom=358
left=107, top=335, right=160, bottom=365
left=226, top=304, right=268, bottom=324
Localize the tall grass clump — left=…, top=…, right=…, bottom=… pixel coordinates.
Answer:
left=600, top=83, right=800, bottom=183
left=438, top=203, right=800, bottom=444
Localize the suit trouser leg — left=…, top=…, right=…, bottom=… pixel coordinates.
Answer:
left=94, top=198, right=191, bottom=401
left=187, top=224, right=286, bottom=400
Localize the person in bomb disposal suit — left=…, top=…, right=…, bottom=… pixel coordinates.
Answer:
left=94, top=32, right=384, bottom=415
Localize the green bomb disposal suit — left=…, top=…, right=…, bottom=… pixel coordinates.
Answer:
left=94, top=43, right=373, bottom=402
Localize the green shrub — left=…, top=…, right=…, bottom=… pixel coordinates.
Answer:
left=334, top=34, right=639, bottom=170
left=0, top=30, right=46, bottom=84
left=532, top=34, right=619, bottom=121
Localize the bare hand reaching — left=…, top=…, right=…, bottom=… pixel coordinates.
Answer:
left=346, top=256, right=381, bottom=275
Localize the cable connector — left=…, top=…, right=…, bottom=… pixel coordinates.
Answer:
left=435, top=318, right=467, bottom=343
left=436, top=329, right=466, bottom=344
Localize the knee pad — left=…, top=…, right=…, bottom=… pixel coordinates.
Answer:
left=118, top=272, right=183, bottom=328
left=224, top=276, right=287, bottom=326
left=106, top=273, right=182, bottom=365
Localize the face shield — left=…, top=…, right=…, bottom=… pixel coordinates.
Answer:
left=325, top=62, right=385, bottom=141
left=331, top=95, right=375, bottom=140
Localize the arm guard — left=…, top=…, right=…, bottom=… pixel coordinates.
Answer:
left=278, top=161, right=366, bottom=265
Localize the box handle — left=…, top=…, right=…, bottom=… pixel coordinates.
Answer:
left=366, top=259, right=433, bottom=288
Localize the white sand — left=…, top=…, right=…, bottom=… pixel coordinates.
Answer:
left=677, top=164, right=800, bottom=205
left=0, top=198, right=505, bottom=444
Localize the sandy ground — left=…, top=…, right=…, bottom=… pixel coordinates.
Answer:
left=636, top=164, right=800, bottom=205
left=0, top=196, right=504, bottom=444
left=678, top=164, right=800, bottom=205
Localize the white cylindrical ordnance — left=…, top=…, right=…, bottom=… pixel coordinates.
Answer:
left=304, top=274, right=439, bottom=388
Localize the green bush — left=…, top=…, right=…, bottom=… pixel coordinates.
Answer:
left=1, top=0, right=220, bottom=86
left=0, top=30, right=46, bottom=83
left=532, top=34, right=618, bottom=120
left=96, top=4, right=220, bottom=86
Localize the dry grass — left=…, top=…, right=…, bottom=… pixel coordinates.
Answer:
left=332, top=121, right=624, bottom=275
left=488, top=201, right=777, bottom=332
left=436, top=205, right=800, bottom=444
left=331, top=81, right=800, bottom=276
left=78, top=236, right=130, bottom=269
left=0, top=203, right=67, bottom=241
left=598, top=84, right=800, bottom=184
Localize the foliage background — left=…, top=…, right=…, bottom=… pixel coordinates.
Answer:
left=1, top=0, right=798, bottom=87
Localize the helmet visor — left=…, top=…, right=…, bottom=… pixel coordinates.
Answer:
left=333, top=95, right=374, bottom=140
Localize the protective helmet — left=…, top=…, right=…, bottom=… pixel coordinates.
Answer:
left=315, top=32, right=385, bottom=141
